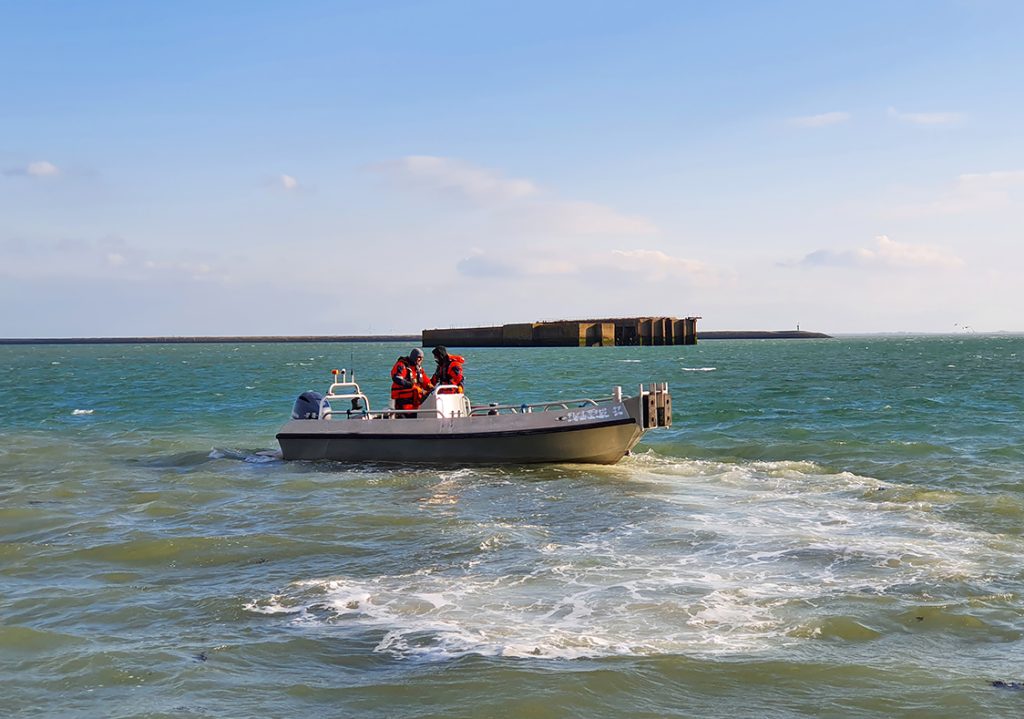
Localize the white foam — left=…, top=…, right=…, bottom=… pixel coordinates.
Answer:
left=681, top=367, right=717, bottom=372
left=266, top=558, right=809, bottom=659
left=208, top=448, right=281, bottom=463
left=71, top=409, right=94, bottom=415
left=243, top=595, right=304, bottom=615
left=248, top=457, right=1009, bottom=662
left=246, top=451, right=281, bottom=463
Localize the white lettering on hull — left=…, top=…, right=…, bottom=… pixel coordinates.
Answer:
left=563, top=404, right=627, bottom=423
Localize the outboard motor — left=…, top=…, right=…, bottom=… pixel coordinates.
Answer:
left=292, top=391, right=328, bottom=420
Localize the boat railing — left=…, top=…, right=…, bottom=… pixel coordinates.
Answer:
left=321, top=382, right=473, bottom=420
left=313, top=374, right=668, bottom=423
left=319, top=391, right=608, bottom=420
left=468, top=395, right=609, bottom=416
left=321, top=381, right=373, bottom=419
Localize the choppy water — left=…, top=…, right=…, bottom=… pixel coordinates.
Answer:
left=2, top=336, right=1023, bottom=718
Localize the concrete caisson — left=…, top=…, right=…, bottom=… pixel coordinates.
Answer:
left=423, top=316, right=700, bottom=348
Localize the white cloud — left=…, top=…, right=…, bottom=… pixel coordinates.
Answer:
left=959, top=170, right=1024, bottom=185
left=457, top=247, right=718, bottom=285
left=4, top=160, right=61, bottom=177
left=789, top=111, right=850, bottom=128
left=280, top=174, right=299, bottom=190
left=377, top=155, right=538, bottom=205
left=377, top=155, right=658, bottom=236
left=138, top=257, right=220, bottom=281
left=0, top=234, right=229, bottom=282
left=604, top=249, right=718, bottom=283
left=28, top=161, right=60, bottom=176
left=799, top=235, right=963, bottom=270
left=456, top=251, right=574, bottom=278
left=527, top=200, right=658, bottom=236
left=887, top=106, right=965, bottom=126
left=890, top=169, right=1024, bottom=216
left=870, top=235, right=963, bottom=268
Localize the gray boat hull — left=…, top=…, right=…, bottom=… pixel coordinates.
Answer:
left=277, top=398, right=648, bottom=465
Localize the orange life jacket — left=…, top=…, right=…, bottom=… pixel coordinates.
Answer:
left=391, top=357, right=431, bottom=405
left=433, top=354, right=465, bottom=394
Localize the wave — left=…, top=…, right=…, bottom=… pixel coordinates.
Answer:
left=680, top=367, right=717, bottom=372
left=209, top=447, right=282, bottom=464
left=242, top=451, right=1015, bottom=662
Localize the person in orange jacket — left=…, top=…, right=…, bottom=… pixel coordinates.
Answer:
left=391, top=348, right=432, bottom=416
left=430, top=346, right=465, bottom=394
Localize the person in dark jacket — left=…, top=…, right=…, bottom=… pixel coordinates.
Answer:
left=430, top=346, right=465, bottom=394
left=390, top=348, right=432, bottom=415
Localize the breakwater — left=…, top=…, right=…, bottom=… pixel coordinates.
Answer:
left=425, top=316, right=700, bottom=347
left=0, top=335, right=421, bottom=345
left=0, top=328, right=831, bottom=346
left=699, top=330, right=831, bottom=339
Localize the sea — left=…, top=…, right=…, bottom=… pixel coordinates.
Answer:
left=2, top=335, right=1023, bottom=718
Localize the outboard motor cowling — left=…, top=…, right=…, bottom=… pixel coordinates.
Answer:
left=292, top=391, right=328, bottom=420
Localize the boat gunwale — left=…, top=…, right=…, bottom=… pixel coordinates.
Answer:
left=276, top=416, right=638, bottom=442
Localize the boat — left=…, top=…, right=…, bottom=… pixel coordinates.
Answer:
left=276, top=369, right=672, bottom=465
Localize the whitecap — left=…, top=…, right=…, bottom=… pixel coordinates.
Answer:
left=243, top=595, right=304, bottom=616
left=209, top=448, right=281, bottom=463
left=71, top=409, right=94, bottom=416
left=247, top=453, right=1014, bottom=663
left=681, top=367, right=716, bottom=372
left=246, top=451, right=281, bottom=463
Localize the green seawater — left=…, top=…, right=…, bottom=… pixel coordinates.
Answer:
left=2, top=336, right=1023, bottom=718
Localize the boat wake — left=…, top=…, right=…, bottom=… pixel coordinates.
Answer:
left=244, top=452, right=1017, bottom=662
left=209, top=447, right=282, bottom=464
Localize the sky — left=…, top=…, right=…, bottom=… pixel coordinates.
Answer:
left=2, top=0, right=1022, bottom=336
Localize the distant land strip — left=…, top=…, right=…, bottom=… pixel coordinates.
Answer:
left=0, top=330, right=830, bottom=345
left=699, top=330, right=832, bottom=340
left=0, top=335, right=421, bottom=345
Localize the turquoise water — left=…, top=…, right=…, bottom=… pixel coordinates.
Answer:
left=2, top=336, right=1023, bottom=718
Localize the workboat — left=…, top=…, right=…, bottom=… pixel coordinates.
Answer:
left=276, top=369, right=672, bottom=465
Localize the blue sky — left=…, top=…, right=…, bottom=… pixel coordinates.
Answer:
left=2, top=0, right=1022, bottom=335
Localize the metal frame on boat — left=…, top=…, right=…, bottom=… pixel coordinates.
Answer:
left=276, top=369, right=672, bottom=465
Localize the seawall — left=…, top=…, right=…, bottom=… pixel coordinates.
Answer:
left=698, top=331, right=831, bottom=340
left=1, top=329, right=832, bottom=346
left=424, top=317, right=701, bottom=347
left=0, top=335, right=421, bottom=345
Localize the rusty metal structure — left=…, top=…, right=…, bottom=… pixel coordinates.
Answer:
left=422, top=316, right=701, bottom=348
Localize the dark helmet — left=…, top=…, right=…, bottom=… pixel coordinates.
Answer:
left=409, top=348, right=424, bottom=362
left=432, top=345, right=449, bottom=361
